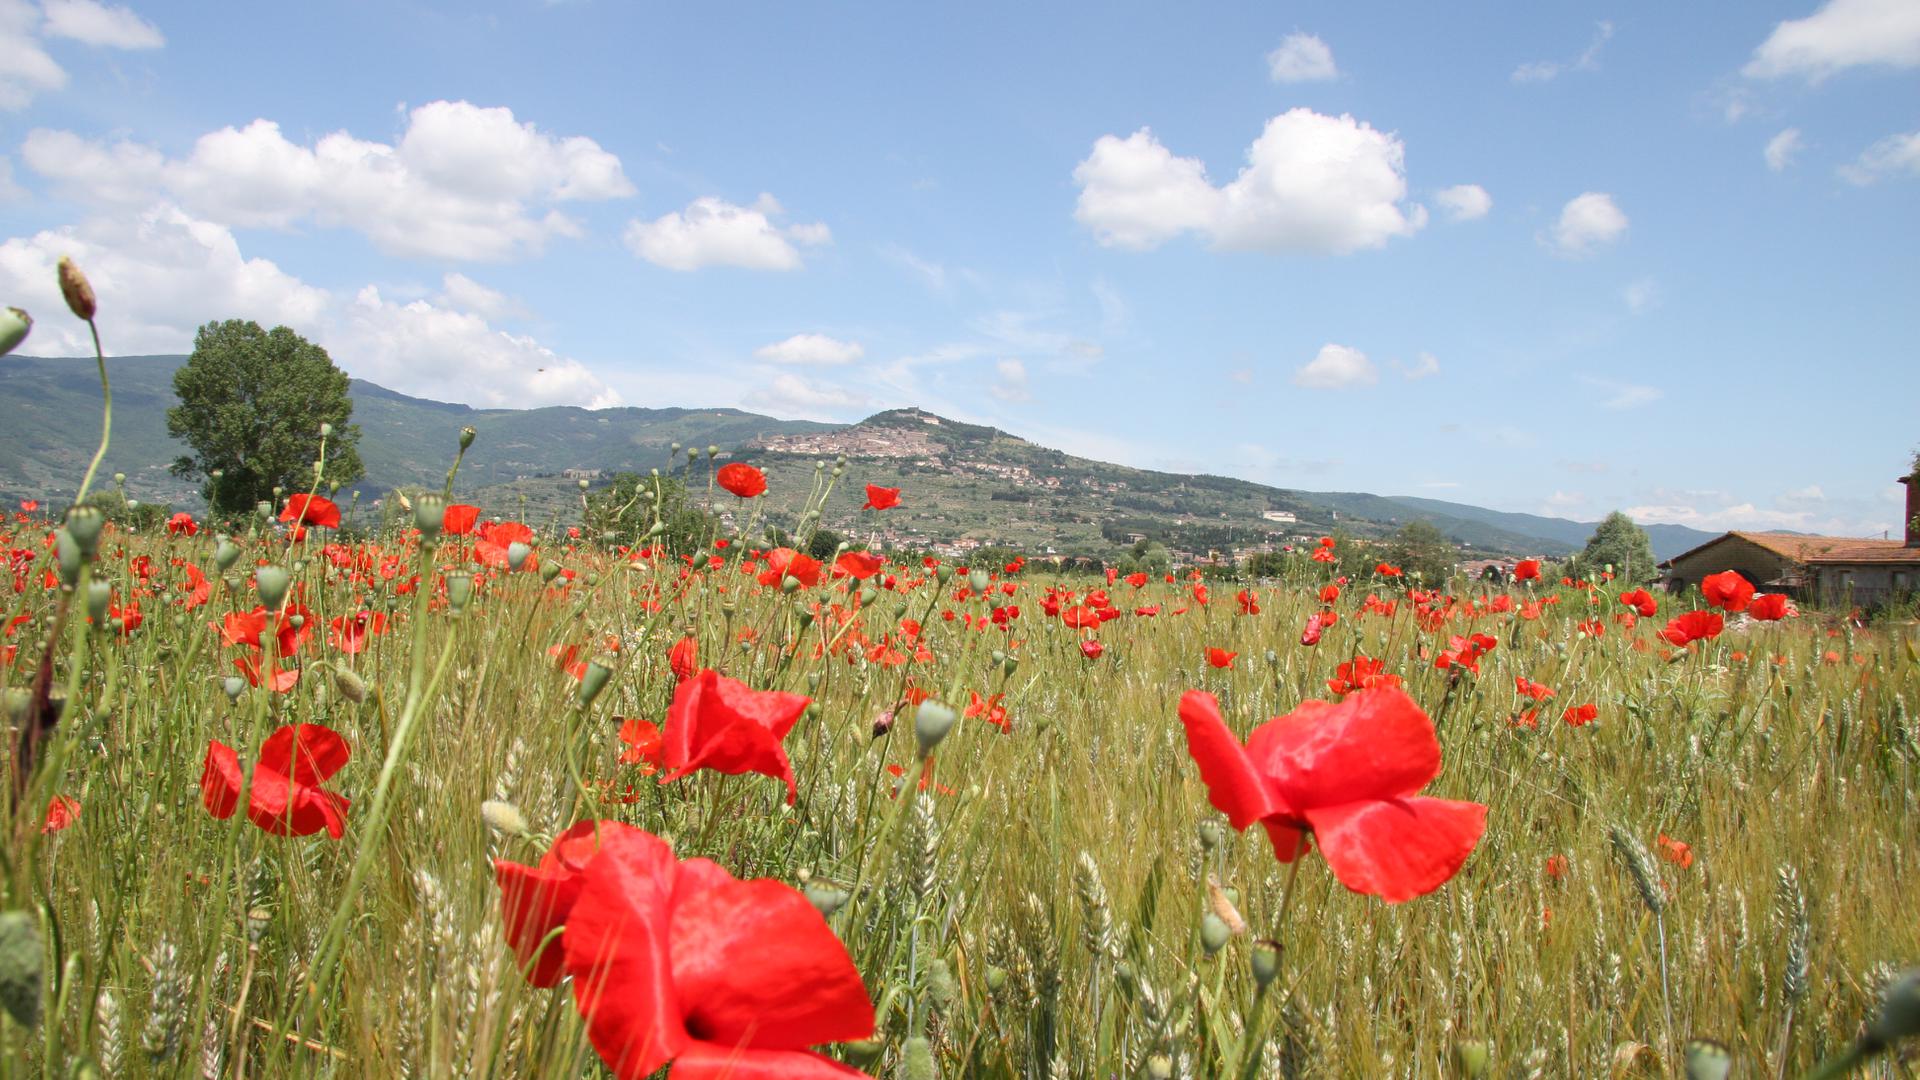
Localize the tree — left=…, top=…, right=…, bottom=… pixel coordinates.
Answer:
left=584, top=473, right=718, bottom=555
left=167, top=320, right=363, bottom=516
left=1574, top=511, right=1657, bottom=585
left=1385, top=521, right=1457, bottom=585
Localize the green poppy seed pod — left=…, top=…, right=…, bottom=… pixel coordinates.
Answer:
left=480, top=799, right=529, bottom=838
left=1146, top=1055, right=1173, bottom=1080
left=1869, top=969, right=1920, bottom=1047
left=1251, top=939, right=1280, bottom=989
left=1453, top=1040, right=1492, bottom=1078
left=804, top=881, right=850, bottom=918
left=990, top=650, right=1006, bottom=665
left=585, top=572, right=599, bottom=586
left=1200, top=912, right=1231, bottom=956
left=459, top=426, right=477, bottom=450
left=578, top=478, right=590, bottom=490
left=901, top=1036, right=936, bottom=1080
left=927, top=959, right=958, bottom=1015
left=935, top=565, right=953, bottom=584
left=984, top=965, right=1008, bottom=993
left=56, top=255, right=95, bottom=320
left=968, top=569, right=990, bottom=593
left=256, top=500, right=273, bottom=520
left=914, top=700, right=958, bottom=758
left=780, top=575, right=802, bottom=594
left=1197, top=820, right=1223, bottom=851
left=507, top=542, right=532, bottom=571
left=857, top=586, right=877, bottom=607
left=540, top=561, right=563, bottom=583
left=445, top=572, right=473, bottom=613
left=670, top=442, right=681, bottom=455
left=795, top=609, right=815, bottom=629
left=1003, top=655, right=1019, bottom=677
left=578, top=658, right=613, bottom=705
left=112, top=472, right=125, bottom=486
left=318, top=422, right=333, bottom=438
left=254, top=566, right=290, bottom=610
left=706, top=445, right=719, bottom=457
left=806, top=672, right=821, bottom=691
left=64, top=504, right=104, bottom=556
left=54, top=530, right=82, bottom=585
left=413, top=493, right=445, bottom=538
left=214, top=539, right=240, bottom=572
left=84, top=580, right=110, bottom=622
left=222, top=676, right=246, bottom=701
left=842, top=1039, right=884, bottom=1068
left=334, top=668, right=368, bottom=704
left=0, top=910, right=44, bottom=1030
left=0, top=307, right=30, bottom=357
left=1, top=689, right=28, bottom=724
left=1265, top=649, right=1279, bottom=665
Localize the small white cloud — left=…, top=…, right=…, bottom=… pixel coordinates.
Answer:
left=1765, top=128, right=1804, bottom=171
left=1839, top=130, right=1920, bottom=184
left=742, top=372, right=869, bottom=420
left=1513, top=21, right=1614, bottom=83
left=436, top=272, right=524, bottom=321
left=1623, top=277, right=1658, bottom=313
left=1546, top=192, right=1628, bottom=257
left=1434, top=184, right=1491, bottom=221
left=754, top=333, right=864, bottom=366
left=1544, top=490, right=1587, bottom=511
left=1578, top=375, right=1662, bottom=409
left=878, top=243, right=948, bottom=292
left=0, top=0, right=68, bottom=110
left=41, top=0, right=163, bottom=49
left=1266, top=33, right=1338, bottom=83
left=1744, top=0, right=1920, bottom=82
left=1073, top=109, right=1424, bottom=255
left=989, top=357, right=1030, bottom=402
left=625, top=193, right=828, bottom=271
left=1402, top=351, right=1440, bottom=380
left=1293, top=343, right=1377, bottom=389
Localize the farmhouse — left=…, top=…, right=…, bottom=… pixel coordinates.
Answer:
left=1658, top=475, right=1920, bottom=606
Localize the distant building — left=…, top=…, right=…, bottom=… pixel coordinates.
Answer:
left=561, top=468, right=603, bottom=481
left=1260, top=510, right=1297, bottom=523
left=1659, top=475, right=1920, bottom=606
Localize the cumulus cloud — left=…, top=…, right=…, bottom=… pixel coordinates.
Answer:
left=1433, top=184, right=1491, bottom=221
left=624, top=193, right=829, bottom=271
left=1744, top=0, right=1920, bottom=82
left=1073, top=109, right=1425, bottom=255
left=1765, top=128, right=1804, bottom=171
left=21, top=101, right=634, bottom=260
left=0, top=0, right=69, bottom=109
left=754, top=333, right=864, bottom=365
left=1266, top=33, right=1337, bottom=83
left=1839, top=130, right=1920, bottom=183
left=0, top=204, right=618, bottom=408
left=741, top=372, right=869, bottom=420
left=1292, top=343, right=1376, bottom=389
left=41, top=0, right=161, bottom=48
left=1512, top=21, right=1614, bottom=83
left=435, top=272, right=524, bottom=321
left=989, top=357, right=1030, bottom=402
left=1545, top=192, right=1628, bottom=256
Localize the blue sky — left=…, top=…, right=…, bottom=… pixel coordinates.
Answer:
left=2, top=1, right=1916, bottom=535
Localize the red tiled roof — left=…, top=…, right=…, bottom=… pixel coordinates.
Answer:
left=1662, top=531, right=1920, bottom=569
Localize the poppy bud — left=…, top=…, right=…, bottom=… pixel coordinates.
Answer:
left=459, top=426, right=476, bottom=450
left=804, top=880, right=851, bottom=918
left=1869, top=969, right=1920, bottom=1048
left=1200, top=912, right=1231, bottom=955
left=578, top=478, right=590, bottom=490
left=1251, top=939, right=1280, bottom=989
left=334, top=668, right=368, bottom=704
left=222, top=676, right=246, bottom=701
left=871, top=709, right=895, bottom=738
left=0, top=910, right=44, bottom=1030
left=0, top=307, right=30, bottom=357
left=56, top=256, right=96, bottom=320
left=507, top=542, right=532, bottom=572
left=214, top=539, right=240, bottom=572
left=55, top=530, right=82, bottom=585
left=540, top=561, right=563, bottom=583
left=65, top=505, right=105, bottom=556
left=84, top=580, right=110, bottom=622
left=1453, top=1041, right=1492, bottom=1078
left=445, top=572, right=473, bottom=614
left=842, top=1039, right=884, bottom=1067
left=1197, top=820, right=1223, bottom=851
left=900, top=1036, right=936, bottom=1080
left=480, top=799, right=529, bottom=837
left=1681, top=1040, right=1730, bottom=1080
left=857, top=586, right=877, bottom=607
left=914, top=700, right=957, bottom=758
left=936, top=565, right=953, bottom=584
left=413, top=493, right=444, bottom=539
left=781, top=575, right=802, bottom=593
left=578, top=658, right=613, bottom=705
left=969, top=569, right=990, bottom=593
left=984, top=965, right=1008, bottom=993
left=1146, top=1055, right=1173, bottom=1080
left=254, top=566, right=290, bottom=610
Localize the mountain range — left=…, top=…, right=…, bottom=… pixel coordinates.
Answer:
left=0, top=354, right=1719, bottom=561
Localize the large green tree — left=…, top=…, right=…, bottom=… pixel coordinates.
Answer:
left=1574, top=510, right=1657, bottom=585
left=167, top=320, right=363, bottom=515
left=584, top=472, right=719, bottom=555
left=1385, top=520, right=1458, bottom=585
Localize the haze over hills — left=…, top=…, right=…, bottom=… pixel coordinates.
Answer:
left=0, top=354, right=1720, bottom=561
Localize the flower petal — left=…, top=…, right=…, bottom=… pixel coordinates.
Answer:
left=563, top=829, right=690, bottom=1078
left=1177, top=690, right=1280, bottom=830
left=1302, top=796, right=1487, bottom=902
left=200, top=741, right=242, bottom=820
left=672, top=1043, right=872, bottom=1079
left=258, top=723, right=351, bottom=786
left=1247, top=687, right=1440, bottom=810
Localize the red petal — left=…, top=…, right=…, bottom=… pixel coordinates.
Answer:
left=563, top=829, right=689, bottom=1078
left=1245, top=687, right=1440, bottom=810
left=673, top=1043, right=873, bottom=1079
left=259, top=723, right=350, bottom=786
left=200, top=741, right=242, bottom=819
left=495, top=859, right=585, bottom=988
left=668, top=878, right=873, bottom=1051
left=1179, top=691, right=1281, bottom=829
left=1260, top=818, right=1311, bottom=863
left=1302, top=796, right=1487, bottom=902
left=662, top=670, right=807, bottom=804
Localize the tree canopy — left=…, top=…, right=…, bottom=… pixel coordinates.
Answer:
left=167, top=320, right=363, bottom=516
left=1574, top=511, right=1657, bottom=585
left=1384, top=520, right=1458, bottom=585
left=584, top=472, right=720, bottom=555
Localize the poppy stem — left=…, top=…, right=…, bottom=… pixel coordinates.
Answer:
left=71, top=319, right=109, bottom=506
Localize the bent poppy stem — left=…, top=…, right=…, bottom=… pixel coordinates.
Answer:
left=1271, top=832, right=1308, bottom=943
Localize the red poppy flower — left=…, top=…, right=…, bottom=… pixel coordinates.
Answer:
left=1326, top=655, right=1400, bottom=697
left=668, top=637, right=698, bottom=683
left=1544, top=853, right=1570, bottom=881
left=43, top=795, right=79, bottom=834
left=1300, top=613, right=1324, bottom=646
left=495, top=820, right=605, bottom=987
left=541, top=824, right=874, bottom=1077
left=19, top=500, right=37, bottom=513
left=327, top=611, right=388, bottom=654
left=1514, top=676, right=1555, bottom=702
left=1619, top=589, right=1658, bottom=617
left=1660, top=610, right=1724, bottom=646
left=1748, top=593, right=1795, bottom=621
left=716, top=462, right=768, bottom=498
left=1060, top=605, right=1101, bottom=630
left=833, top=551, right=885, bottom=580
left=965, top=690, right=1010, bottom=732
left=1514, top=559, right=1541, bottom=581
left=1206, top=648, right=1238, bottom=669
left=757, top=548, right=822, bottom=589
left=1657, top=834, right=1694, bottom=869
left=618, top=718, right=666, bottom=770
left=1562, top=703, right=1599, bottom=727
left=1178, top=687, right=1486, bottom=902
left=166, top=511, right=198, bottom=536
left=661, top=669, right=811, bottom=803
left=279, top=494, right=341, bottom=530
left=1080, top=639, right=1104, bottom=660
left=1375, top=563, right=1402, bottom=578
left=1124, top=572, right=1149, bottom=589
left=1700, top=570, right=1754, bottom=613
left=443, top=504, right=482, bottom=535
left=1235, top=589, right=1260, bottom=615
left=861, top=484, right=900, bottom=511
left=1319, top=584, right=1340, bottom=604
left=201, top=724, right=351, bottom=838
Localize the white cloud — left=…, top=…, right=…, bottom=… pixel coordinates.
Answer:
left=1839, top=130, right=1920, bottom=183
left=741, top=372, right=869, bottom=420
left=1544, top=490, right=1587, bottom=511
left=1401, top=351, right=1440, bottom=380
left=878, top=243, right=949, bottom=292
left=1434, top=184, right=1491, bottom=221
left=41, top=0, right=161, bottom=48
left=754, top=332, right=864, bottom=366
left=435, top=272, right=524, bottom=321
left=1623, top=277, right=1659, bottom=313
left=0, top=0, right=69, bottom=110
left=1577, top=375, right=1662, bottom=410
left=0, top=204, right=618, bottom=408
left=1073, top=109, right=1425, bottom=255
left=1292, top=343, right=1376, bottom=389
left=1266, top=33, right=1337, bottom=83
left=624, top=193, right=828, bottom=271
left=989, top=357, right=1030, bottom=402
left=1545, top=192, right=1628, bottom=257
left=21, top=101, right=634, bottom=260
left=1765, top=128, right=1804, bottom=171
left=1744, top=0, right=1920, bottom=82
left=1512, top=21, right=1614, bottom=83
